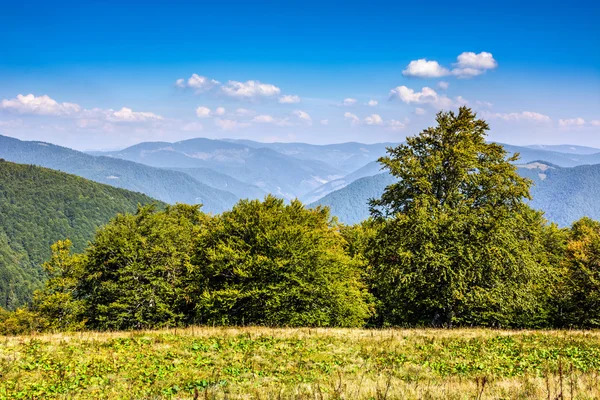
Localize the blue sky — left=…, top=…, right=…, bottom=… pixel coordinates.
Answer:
left=0, top=0, right=598, bottom=150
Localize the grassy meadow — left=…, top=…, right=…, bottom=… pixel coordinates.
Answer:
left=1, top=327, right=600, bottom=399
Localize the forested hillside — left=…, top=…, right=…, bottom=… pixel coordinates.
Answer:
left=0, top=160, right=158, bottom=309
left=0, top=135, right=238, bottom=213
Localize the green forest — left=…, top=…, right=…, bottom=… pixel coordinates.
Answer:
left=0, top=160, right=157, bottom=309
left=1, top=108, right=599, bottom=333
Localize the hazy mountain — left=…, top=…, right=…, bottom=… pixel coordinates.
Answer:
left=518, top=161, right=600, bottom=226
left=95, top=138, right=345, bottom=199
left=225, top=139, right=397, bottom=173
left=0, top=160, right=158, bottom=309
left=301, top=161, right=385, bottom=204
left=525, top=144, right=600, bottom=155
left=0, top=135, right=238, bottom=213
left=169, top=167, right=267, bottom=200
left=310, top=161, right=600, bottom=227
left=309, top=173, right=396, bottom=225
left=501, top=144, right=600, bottom=167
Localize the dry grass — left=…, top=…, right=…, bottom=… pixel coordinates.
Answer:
left=1, top=327, right=600, bottom=399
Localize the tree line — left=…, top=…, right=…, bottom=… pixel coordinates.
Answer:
left=1, top=107, right=599, bottom=333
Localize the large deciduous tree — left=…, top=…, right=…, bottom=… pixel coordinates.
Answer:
left=191, top=195, right=373, bottom=327
left=369, top=107, right=552, bottom=327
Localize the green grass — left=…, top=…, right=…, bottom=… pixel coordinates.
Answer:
left=1, top=327, right=600, bottom=399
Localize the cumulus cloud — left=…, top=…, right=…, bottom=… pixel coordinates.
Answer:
left=108, top=107, right=163, bottom=123
left=1, top=94, right=81, bottom=116
left=452, top=52, right=498, bottom=78
left=252, top=114, right=291, bottom=127
left=344, top=112, right=360, bottom=125
left=438, top=81, right=449, bottom=90
left=559, top=118, right=586, bottom=127
left=389, top=86, right=454, bottom=109
left=591, top=120, right=600, bottom=127
left=1, top=94, right=164, bottom=126
left=235, top=108, right=255, bottom=116
left=342, top=98, right=358, bottom=106
left=279, top=95, right=301, bottom=104
left=221, top=80, right=281, bottom=99
left=195, top=106, right=212, bottom=118
left=387, top=120, right=406, bottom=130
left=293, top=110, right=312, bottom=124
left=367, top=100, right=378, bottom=107
left=214, top=107, right=226, bottom=116
left=175, top=74, right=220, bottom=92
left=364, top=114, right=383, bottom=125
left=483, top=111, right=552, bottom=123
left=402, top=59, right=450, bottom=78
left=320, top=119, right=329, bottom=125
left=402, top=52, right=498, bottom=79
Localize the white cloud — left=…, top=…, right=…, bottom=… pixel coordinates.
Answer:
left=559, top=118, right=586, bottom=127
left=344, top=112, right=360, bottom=125
left=455, top=51, right=498, bottom=70
left=293, top=110, right=312, bottom=124
left=253, top=114, right=276, bottom=123
left=1, top=94, right=164, bottom=126
left=438, top=81, right=449, bottom=90
left=1, top=94, right=81, bottom=116
left=591, top=120, right=600, bottom=127
left=235, top=108, right=255, bottom=116
left=367, top=99, right=378, bottom=107
left=455, top=96, right=469, bottom=106
left=176, top=74, right=220, bottom=92
left=484, top=111, right=552, bottom=123
left=364, top=114, right=383, bottom=125
left=252, top=114, right=292, bottom=127
left=342, top=98, right=358, bottom=106
left=108, top=107, right=164, bottom=123
left=452, top=52, right=498, bottom=78
left=402, top=59, right=450, bottom=78
left=402, top=52, right=498, bottom=80
left=387, top=120, right=406, bottom=130
left=279, top=95, right=301, bottom=104
left=215, top=118, right=251, bottom=130
left=214, top=107, right=226, bottom=116
left=195, top=106, right=212, bottom=118
left=389, top=86, right=453, bottom=109
left=221, top=80, right=281, bottom=99
left=415, top=107, right=426, bottom=115
left=320, top=119, right=329, bottom=125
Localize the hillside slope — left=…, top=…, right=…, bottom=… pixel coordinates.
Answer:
left=0, top=160, right=159, bottom=309
left=0, top=135, right=238, bottom=213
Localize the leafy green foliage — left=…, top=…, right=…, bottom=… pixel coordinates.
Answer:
left=559, top=218, right=600, bottom=327
left=0, top=160, right=158, bottom=309
left=368, top=107, right=553, bottom=327
left=192, top=196, right=373, bottom=327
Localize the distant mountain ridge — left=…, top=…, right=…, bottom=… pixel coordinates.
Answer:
left=310, top=161, right=600, bottom=227
left=0, top=135, right=238, bottom=213
left=94, top=138, right=346, bottom=199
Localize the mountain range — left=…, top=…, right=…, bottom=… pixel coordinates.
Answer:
left=3, top=133, right=600, bottom=228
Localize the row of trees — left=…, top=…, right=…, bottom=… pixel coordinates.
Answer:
left=1, top=107, right=599, bottom=332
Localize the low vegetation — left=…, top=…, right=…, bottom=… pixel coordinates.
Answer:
left=1, top=327, right=600, bottom=399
